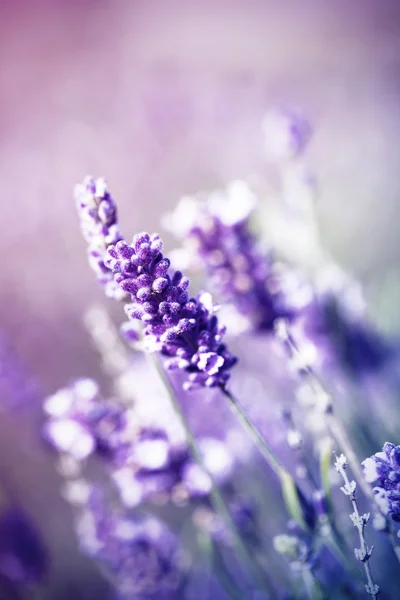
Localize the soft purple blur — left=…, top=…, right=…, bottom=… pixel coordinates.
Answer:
left=1, top=1, right=400, bottom=598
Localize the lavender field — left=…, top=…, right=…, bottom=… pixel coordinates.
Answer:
left=1, top=2, right=400, bottom=599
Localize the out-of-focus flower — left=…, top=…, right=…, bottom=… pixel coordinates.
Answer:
left=43, top=377, right=236, bottom=508
left=273, top=533, right=312, bottom=572
left=43, top=378, right=132, bottom=462
left=108, top=432, right=235, bottom=508
left=76, top=492, right=184, bottom=600
left=362, top=443, right=400, bottom=522
left=261, top=108, right=312, bottom=161
left=0, top=507, right=49, bottom=586
left=295, top=265, right=395, bottom=377
left=0, top=334, right=38, bottom=410
left=193, top=495, right=260, bottom=551
left=164, top=182, right=307, bottom=334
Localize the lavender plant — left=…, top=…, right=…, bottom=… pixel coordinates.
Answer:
left=43, top=378, right=235, bottom=509
left=73, top=177, right=325, bottom=594
left=75, top=178, right=316, bottom=528
left=163, top=180, right=305, bottom=335
left=76, top=490, right=184, bottom=600
left=53, top=109, right=400, bottom=598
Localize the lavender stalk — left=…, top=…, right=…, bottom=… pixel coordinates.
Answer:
left=150, top=354, right=273, bottom=595
left=220, top=386, right=313, bottom=532
left=74, top=177, right=273, bottom=594
left=74, top=177, right=298, bottom=499
left=334, top=454, right=380, bottom=599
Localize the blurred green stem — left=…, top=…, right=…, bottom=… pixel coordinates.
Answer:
left=149, top=354, right=273, bottom=596
left=220, top=387, right=281, bottom=476
left=211, top=538, right=252, bottom=600
left=221, top=386, right=309, bottom=531
left=301, top=568, right=325, bottom=600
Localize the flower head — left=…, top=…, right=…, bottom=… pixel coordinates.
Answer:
left=75, top=177, right=237, bottom=390
left=111, top=430, right=235, bottom=508
left=105, top=232, right=237, bottom=390
left=362, top=442, right=400, bottom=522
left=299, top=286, right=395, bottom=377
left=43, top=378, right=130, bottom=462
left=164, top=182, right=303, bottom=333
left=261, top=108, right=312, bottom=160
left=77, top=492, right=183, bottom=599
left=44, top=377, right=236, bottom=508
left=74, top=176, right=125, bottom=300
left=273, top=533, right=312, bottom=572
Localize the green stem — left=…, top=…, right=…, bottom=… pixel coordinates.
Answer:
left=197, top=530, right=247, bottom=600
left=221, top=386, right=309, bottom=531
left=150, top=355, right=273, bottom=596
left=220, top=387, right=282, bottom=476
left=211, top=539, right=251, bottom=600
left=301, top=568, right=325, bottom=600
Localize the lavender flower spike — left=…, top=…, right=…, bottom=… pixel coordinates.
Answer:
left=75, top=176, right=237, bottom=390
left=107, top=233, right=237, bottom=389
left=164, top=181, right=304, bottom=333
left=77, top=492, right=183, bottom=599
left=335, top=454, right=379, bottom=599
left=362, top=442, right=400, bottom=523
left=74, top=176, right=126, bottom=300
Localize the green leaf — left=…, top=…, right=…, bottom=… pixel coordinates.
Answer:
left=319, top=437, right=333, bottom=512
left=279, top=468, right=308, bottom=531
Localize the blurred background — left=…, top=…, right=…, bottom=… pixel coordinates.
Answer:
left=1, top=1, right=400, bottom=597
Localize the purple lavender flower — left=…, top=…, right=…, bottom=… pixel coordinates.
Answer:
left=105, top=234, right=237, bottom=389
left=261, top=108, right=312, bottom=160
left=362, top=443, right=400, bottom=522
left=103, top=429, right=234, bottom=508
left=273, top=532, right=312, bottom=571
left=43, top=378, right=130, bottom=462
left=76, top=492, right=183, bottom=599
left=0, top=507, right=49, bottom=586
left=298, top=287, right=395, bottom=378
left=75, top=177, right=237, bottom=390
left=164, top=182, right=304, bottom=334
left=43, top=378, right=235, bottom=507
left=74, top=177, right=126, bottom=300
